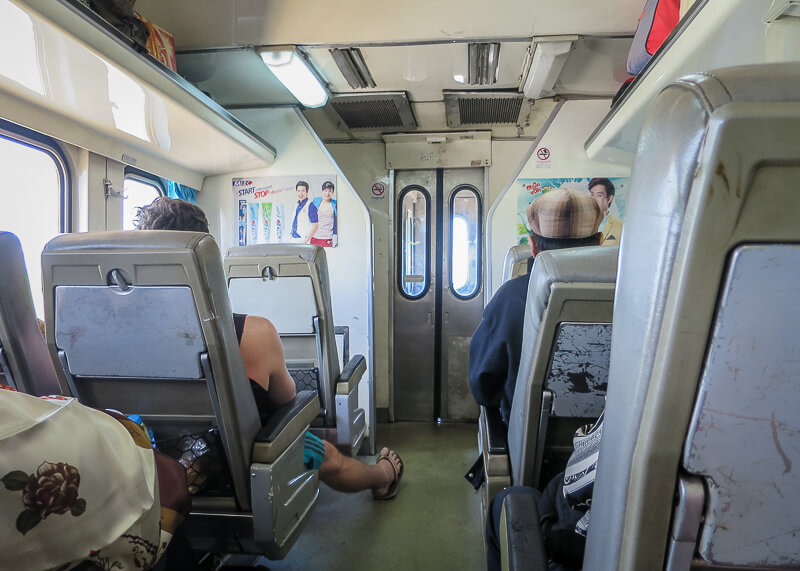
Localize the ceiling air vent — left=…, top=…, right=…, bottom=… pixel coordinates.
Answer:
left=329, top=92, right=416, bottom=131
left=443, top=91, right=530, bottom=127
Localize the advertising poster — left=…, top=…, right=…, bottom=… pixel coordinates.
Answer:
left=516, top=177, right=630, bottom=246
left=232, top=175, right=339, bottom=247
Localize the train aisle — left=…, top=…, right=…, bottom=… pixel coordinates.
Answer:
left=260, top=422, right=484, bottom=570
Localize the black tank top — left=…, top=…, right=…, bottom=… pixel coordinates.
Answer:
left=233, top=313, right=272, bottom=423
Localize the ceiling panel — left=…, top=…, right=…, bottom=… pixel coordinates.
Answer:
left=135, top=0, right=641, bottom=50
left=530, top=0, right=643, bottom=36
left=307, top=42, right=530, bottom=102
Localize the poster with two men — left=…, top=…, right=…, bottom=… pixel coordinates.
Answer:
left=232, top=175, right=339, bottom=247
left=516, top=177, right=629, bottom=246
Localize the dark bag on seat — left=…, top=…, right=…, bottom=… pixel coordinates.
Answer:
left=86, top=0, right=150, bottom=48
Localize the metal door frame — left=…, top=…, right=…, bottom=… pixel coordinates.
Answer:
left=391, top=167, right=486, bottom=421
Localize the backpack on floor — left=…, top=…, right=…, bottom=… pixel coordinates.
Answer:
left=626, top=0, right=681, bottom=75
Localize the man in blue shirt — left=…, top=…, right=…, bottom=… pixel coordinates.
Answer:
left=468, top=188, right=603, bottom=424
left=291, top=180, right=318, bottom=243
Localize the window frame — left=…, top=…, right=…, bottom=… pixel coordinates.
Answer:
left=122, top=166, right=165, bottom=229
left=123, top=166, right=166, bottom=196
left=0, top=118, right=72, bottom=233
left=448, top=185, right=482, bottom=300
left=396, top=185, right=432, bottom=300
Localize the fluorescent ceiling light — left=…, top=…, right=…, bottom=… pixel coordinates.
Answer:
left=522, top=40, right=573, bottom=99
left=259, top=49, right=328, bottom=108
left=330, top=48, right=376, bottom=89
left=468, top=43, right=500, bottom=86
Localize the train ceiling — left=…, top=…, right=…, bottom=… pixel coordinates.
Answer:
left=135, top=0, right=641, bottom=141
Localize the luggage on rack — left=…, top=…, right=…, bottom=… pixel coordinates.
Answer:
left=627, top=0, right=681, bottom=75
left=85, top=0, right=150, bottom=48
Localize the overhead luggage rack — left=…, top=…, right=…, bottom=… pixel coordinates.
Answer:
left=1, top=0, right=277, bottom=186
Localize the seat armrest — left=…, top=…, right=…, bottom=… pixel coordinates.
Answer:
left=483, top=406, right=508, bottom=455
left=336, top=354, right=366, bottom=395
left=252, top=390, right=319, bottom=463
left=500, top=493, right=548, bottom=571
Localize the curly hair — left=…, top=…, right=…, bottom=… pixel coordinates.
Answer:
left=135, top=197, right=209, bottom=233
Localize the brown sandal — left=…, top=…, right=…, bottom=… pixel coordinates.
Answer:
left=372, top=451, right=404, bottom=500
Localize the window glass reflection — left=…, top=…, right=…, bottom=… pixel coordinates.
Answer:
left=123, top=178, right=161, bottom=230
left=400, top=189, right=428, bottom=298
left=0, top=136, right=61, bottom=316
left=450, top=188, right=480, bottom=298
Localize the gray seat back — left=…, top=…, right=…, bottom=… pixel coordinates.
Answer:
left=225, top=244, right=339, bottom=424
left=41, top=230, right=260, bottom=510
left=502, top=244, right=531, bottom=283
left=0, top=232, right=62, bottom=395
left=507, top=245, right=618, bottom=487
left=585, top=63, right=800, bottom=570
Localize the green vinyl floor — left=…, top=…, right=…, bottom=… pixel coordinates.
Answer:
left=259, top=421, right=485, bottom=571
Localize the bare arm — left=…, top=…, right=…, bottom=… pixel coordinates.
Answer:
left=303, top=202, right=319, bottom=243
left=303, top=222, right=319, bottom=244
left=239, top=315, right=297, bottom=407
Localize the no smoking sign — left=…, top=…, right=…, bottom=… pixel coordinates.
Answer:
left=371, top=181, right=386, bottom=200
left=536, top=147, right=551, bottom=168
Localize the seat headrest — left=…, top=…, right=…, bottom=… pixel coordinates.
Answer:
left=502, top=244, right=532, bottom=281
left=226, top=244, right=324, bottom=264
left=527, top=245, right=619, bottom=319
left=43, top=230, right=207, bottom=252
left=675, top=64, right=800, bottom=110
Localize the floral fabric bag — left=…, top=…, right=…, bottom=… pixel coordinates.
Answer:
left=0, top=390, right=169, bottom=570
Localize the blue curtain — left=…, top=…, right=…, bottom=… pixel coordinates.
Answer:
left=163, top=179, right=198, bottom=203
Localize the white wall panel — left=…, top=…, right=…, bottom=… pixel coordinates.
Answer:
left=199, top=107, right=373, bottom=428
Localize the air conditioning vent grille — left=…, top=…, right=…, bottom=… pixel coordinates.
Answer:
left=458, top=96, right=523, bottom=124
left=331, top=99, right=403, bottom=129
left=444, top=92, right=529, bottom=127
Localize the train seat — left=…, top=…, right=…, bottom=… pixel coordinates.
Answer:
left=501, top=243, right=532, bottom=283
left=582, top=62, right=800, bottom=571
left=503, top=63, right=800, bottom=570
left=509, top=244, right=618, bottom=490
left=224, top=244, right=367, bottom=454
left=0, top=231, right=62, bottom=395
left=478, top=245, right=617, bottom=521
left=41, top=230, right=320, bottom=559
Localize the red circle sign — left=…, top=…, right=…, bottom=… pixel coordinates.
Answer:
left=536, top=147, right=551, bottom=161
left=371, top=182, right=386, bottom=197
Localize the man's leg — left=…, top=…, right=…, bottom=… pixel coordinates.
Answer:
left=543, top=477, right=586, bottom=569
left=318, top=440, right=401, bottom=495
left=486, top=486, right=544, bottom=571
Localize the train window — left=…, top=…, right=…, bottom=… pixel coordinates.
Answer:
left=449, top=187, right=481, bottom=299
left=398, top=187, right=430, bottom=298
left=0, top=132, right=67, bottom=317
left=123, top=173, right=163, bottom=230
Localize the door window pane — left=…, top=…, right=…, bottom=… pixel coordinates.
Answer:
left=123, top=178, right=161, bottom=230
left=399, top=188, right=429, bottom=298
left=0, top=136, right=63, bottom=317
left=450, top=187, right=481, bottom=299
